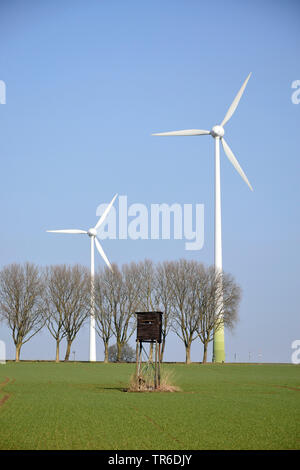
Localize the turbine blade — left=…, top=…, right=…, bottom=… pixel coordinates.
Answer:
left=152, top=129, right=210, bottom=136
left=94, top=193, right=118, bottom=230
left=46, top=229, right=87, bottom=234
left=221, top=138, right=253, bottom=191
left=221, top=73, right=251, bottom=127
left=94, top=237, right=113, bottom=271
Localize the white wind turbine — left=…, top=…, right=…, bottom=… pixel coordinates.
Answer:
left=47, top=193, right=118, bottom=362
left=152, top=74, right=253, bottom=363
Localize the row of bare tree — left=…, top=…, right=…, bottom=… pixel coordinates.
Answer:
left=0, top=260, right=241, bottom=363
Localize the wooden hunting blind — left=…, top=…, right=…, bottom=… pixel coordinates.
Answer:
left=135, top=312, right=163, bottom=390
left=136, top=311, right=163, bottom=343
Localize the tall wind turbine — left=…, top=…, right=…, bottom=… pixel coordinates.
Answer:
left=152, top=74, right=253, bottom=363
left=47, top=193, right=118, bottom=362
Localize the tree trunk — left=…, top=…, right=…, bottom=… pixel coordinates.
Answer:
left=104, top=342, right=109, bottom=363
left=117, top=340, right=122, bottom=362
left=15, top=343, right=22, bottom=362
left=185, top=344, right=191, bottom=364
left=64, top=339, right=72, bottom=361
left=56, top=339, right=60, bottom=363
left=202, top=341, right=208, bottom=364
left=160, top=340, right=165, bottom=362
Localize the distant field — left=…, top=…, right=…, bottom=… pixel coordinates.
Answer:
left=0, top=362, right=299, bottom=450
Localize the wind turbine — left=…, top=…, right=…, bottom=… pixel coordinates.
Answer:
left=47, top=193, right=118, bottom=362
left=152, top=74, right=253, bottom=363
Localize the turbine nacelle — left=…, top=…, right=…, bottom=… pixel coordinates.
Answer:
left=210, top=125, right=225, bottom=138
left=88, top=228, right=97, bottom=237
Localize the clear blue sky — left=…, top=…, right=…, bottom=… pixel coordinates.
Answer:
left=0, top=0, right=299, bottom=362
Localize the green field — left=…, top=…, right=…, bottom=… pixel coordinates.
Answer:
left=0, top=362, right=299, bottom=450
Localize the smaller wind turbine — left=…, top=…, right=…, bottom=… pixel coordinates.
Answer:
left=47, top=193, right=118, bottom=362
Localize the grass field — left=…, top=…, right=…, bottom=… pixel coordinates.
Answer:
left=0, top=362, right=299, bottom=450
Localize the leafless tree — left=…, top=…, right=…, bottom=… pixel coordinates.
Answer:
left=120, top=261, right=141, bottom=342
left=136, top=259, right=158, bottom=311
left=43, top=265, right=66, bottom=362
left=102, top=263, right=139, bottom=362
left=135, top=259, right=160, bottom=361
left=100, top=265, right=122, bottom=362
left=196, top=267, right=241, bottom=363
left=169, top=259, right=200, bottom=364
left=94, top=267, right=114, bottom=363
left=155, top=261, right=174, bottom=361
left=44, top=264, right=90, bottom=361
left=43, top=264, right=90, bottom=362
left=0, top=263, right=45, bottom=361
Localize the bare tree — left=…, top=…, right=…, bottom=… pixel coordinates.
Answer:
left=47, top=264, right=90, bottom=361
left=0, top=263, right=45, bottom=361
left=106, top=263, right=140, bottom=362
left=156, top=261, right=174, bottom=362
left=43, top=266, right=66, bottom=362
left=94, top=267, right=114, bottom=363
left=101, top=265, right=122, bottom=361
left=196, top=267, right=241, bottom=363
left=136, top=259, right=160, bottom=361
left=43, top=265, right=90, bottom=362
left=136, top=259, right=158, bottom=311
left=120, top=261, right=141, bottom=344
left=169, top=259, right=200, bottom=364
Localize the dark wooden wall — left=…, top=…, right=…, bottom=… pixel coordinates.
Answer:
left=136, top=312, right=163, bottom=343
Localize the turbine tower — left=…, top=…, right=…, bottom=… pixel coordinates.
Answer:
left=47, top=194, right=118, bottom=362
left=152, top=74, right=253, bottom=363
